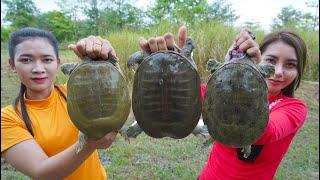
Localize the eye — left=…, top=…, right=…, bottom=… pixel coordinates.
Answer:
left=265, top=58, right=276, bottom=64
left=19, top=58, right=32, bottom=63
left=43, top=58, right=54, bottom=63
left=286, top=62, right=297, bottom=68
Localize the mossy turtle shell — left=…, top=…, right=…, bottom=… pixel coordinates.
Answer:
left=132, top=51, right=202, bottom=139
left=203, top=56, right=269, bottom=147
left=67, top=61, right=131, bottom=139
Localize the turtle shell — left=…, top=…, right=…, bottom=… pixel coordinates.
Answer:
left=132, top=51, right=202, bottom=139
left=67, top=61, right=131, bottom=139
left=203, top=56, right=269, bottom=147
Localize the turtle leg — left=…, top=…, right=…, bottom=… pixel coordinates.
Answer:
left=127, top=51, right=150, bottom=69
left=61, top=63, right=78, bottom=75
left=258, top=64, right=275, bottom=78
left=206, top=59, right=222, bottom=74
left=75, top=131, right=88, bottom=154
left=126, top=121, right=144, bottom=138
left=241, top=145, right=252, bottom=158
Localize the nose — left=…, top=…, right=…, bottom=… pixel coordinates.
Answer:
left=273, top=64, right=283, bottom=78
left=31, top=61, right=45, bottom=74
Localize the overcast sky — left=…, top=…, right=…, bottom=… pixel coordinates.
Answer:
left=1, top=0, right=318, bottom=32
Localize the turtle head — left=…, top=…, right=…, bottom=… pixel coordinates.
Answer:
left=61, top=63, right=79, bottom=75
left=206, top=59, right=223, bottom=74
left=258, top=64, right=275, bottom=78
left=127, top=51, right=150, bottom=70
left=181, top=37, right=195, bottom=58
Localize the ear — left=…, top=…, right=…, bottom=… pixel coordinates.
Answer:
left=57, top=57, right=61, bottom=66
left=8, top=58, right=16, bottom=73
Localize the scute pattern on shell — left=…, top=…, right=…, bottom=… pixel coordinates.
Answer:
left=67, top=61, right=131, bottom=139
left=132, top=51, right=202, bottom=139
left=203, top=56, right=269, bottom=147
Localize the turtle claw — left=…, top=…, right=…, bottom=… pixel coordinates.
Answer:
left=76, top=131, right=88, bottom=154
left=259, top=64, right=275, bottom=78
left=241, top=145, right=251, bottom=158
left=206, top=59, right=222, bottom=74
left=61, top=63, right=78, bottom=75
left=126, top=121, right=143, bottom=138
left=127, top=51, right=149, bottom=69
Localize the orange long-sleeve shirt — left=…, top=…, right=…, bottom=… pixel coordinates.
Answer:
left=1, top=85, right=106, bottom=180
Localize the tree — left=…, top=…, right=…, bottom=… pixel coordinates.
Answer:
left=2, top=0, right=39, bottom=30
left=37, top=11, right=75, bottom=41
left=272, top=5, right=319, bottom=30
left=149, top=0, right=238, bottom=26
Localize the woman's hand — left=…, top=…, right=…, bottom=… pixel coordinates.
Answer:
left=68, top=36, right=117, bottom=60
left=139, top=26, right=187, bottom=53
left=84, top=131, right=118, bottom=150
left=226, top=28, right=261, bottom=63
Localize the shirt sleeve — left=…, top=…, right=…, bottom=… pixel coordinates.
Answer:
left=1, top=107, right=33, bottom=152
left=254, top=99, right=308, bottom=144
left=200, top=83, right=207, bottom=103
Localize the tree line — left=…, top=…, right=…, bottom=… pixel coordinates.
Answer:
left=1, top=0, right=319, bottom=42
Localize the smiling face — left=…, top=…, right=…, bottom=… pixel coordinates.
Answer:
left=9, top=38, right=60, bottom=99
left=259, top=41, right=298, bottom=97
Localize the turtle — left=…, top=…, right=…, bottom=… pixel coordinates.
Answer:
left=203, top=46, right=275, bottom=158
left=61, top=55, right=131, bottom=153
left=126, top=37, right=202, bottom=139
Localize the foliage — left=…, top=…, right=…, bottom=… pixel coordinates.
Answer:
left=2, top=0, right=39, bottom=30
left=272, top=3, right=319, bottom=30
left=1, top=26, right=11, bottom=42
left=36, top=11, right=75, bottom=42
left=149, top=0, right=238, bottom=26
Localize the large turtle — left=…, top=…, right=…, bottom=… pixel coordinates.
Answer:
left=61, top=55, right=131, bottom=153
left=127, top=37, right=202, bottom=139
left=203, top=45, right=275, bottom=158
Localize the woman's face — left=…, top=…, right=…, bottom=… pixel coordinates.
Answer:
left=10, top=38, right=60, bottom=99
left=259, top=41, right=298, bottom=97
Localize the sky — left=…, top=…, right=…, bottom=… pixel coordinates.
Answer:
left=1, top=0, right=318, bottom=32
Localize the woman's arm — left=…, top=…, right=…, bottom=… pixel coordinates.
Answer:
left=3, top=131, right=116, bottom=180
left=254, top=100, right=307, bottom=144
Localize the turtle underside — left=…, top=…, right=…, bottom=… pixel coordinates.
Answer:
left=132, top=51, right=202, bottom=139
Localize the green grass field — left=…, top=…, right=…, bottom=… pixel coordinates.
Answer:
left=1, top=25, right=319, bottom=179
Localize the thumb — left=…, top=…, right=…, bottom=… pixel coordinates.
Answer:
left=68, top=44, right=82, bottom=58
left=178, top=26, right=187, bottom=48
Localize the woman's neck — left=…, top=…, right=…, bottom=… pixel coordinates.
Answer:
left=25, top=85, right=54, bottom=100
left=268, top=90, right=281, bottom=99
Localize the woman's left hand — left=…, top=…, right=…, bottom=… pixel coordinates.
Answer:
left=68, top=36, right=117, bottom=60
left=227, top=28, right=261, bottom=63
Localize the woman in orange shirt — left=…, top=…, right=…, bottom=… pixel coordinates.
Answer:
left=1, top=27, right=119, bottom=179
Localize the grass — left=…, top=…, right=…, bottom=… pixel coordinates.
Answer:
left=1, top=23, right=319, bottom=179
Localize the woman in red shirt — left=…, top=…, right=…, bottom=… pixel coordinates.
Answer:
left=140, top=26, right=307, bottom=180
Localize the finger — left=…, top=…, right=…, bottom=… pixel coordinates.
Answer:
left=178, top=26, right=187, bottom=48
left=148, top=38, right=158, bottom=52
left=85, top=36, right=95, bottom=58
left=68, top=44, right=82, bottom=58
left=238, top=38, right=255, bottom=52
left=234, top=28, right=251, bottom=44
left=164, top=33, right=174, bottom=50
left=93, top=36, right=103, bottom=58
left=235, top=33, right=252, bottom=48
left=75, top=39, right=86, bottom=57
left=100, top=40, right=112, bottom=59
left=139, top=37, right=151, bottom=52
left=156, top=37, right=167, bottom=51
left=110, top=47, right=117, bottom=59
left=247, top=46, right=262, bottom=63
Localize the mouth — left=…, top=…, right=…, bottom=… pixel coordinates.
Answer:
left=267, top=79, right=283, bottom=85
left=31, top=77, right=48, bottom=84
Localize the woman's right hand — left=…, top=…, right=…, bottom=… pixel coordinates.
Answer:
left=139, top=26, right=187, bottom=53
left=84, top=131, right=118, bottom=150
left=226, top=28, right=261, bottom=63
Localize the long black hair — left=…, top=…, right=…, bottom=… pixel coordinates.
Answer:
left=9, top=27, right=65, bottom=136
